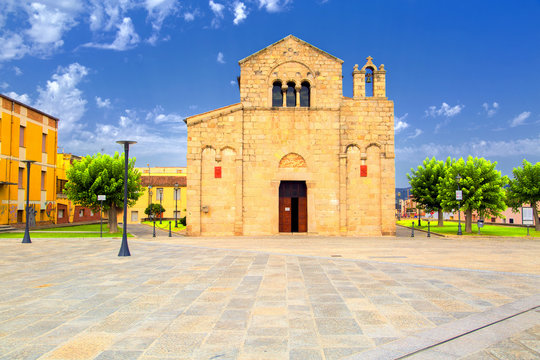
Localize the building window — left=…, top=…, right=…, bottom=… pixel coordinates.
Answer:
left=42, top=134, right=47, bottom=153
left=41, top=171, right=46, bottom=190
left=90, top=210, right=94, bottom=216
left=509, top=218, right=514, bottom=224
left=300, top=81, right=310, bottom=107
left=272, top=81, right=283, bottom=107
left=131, top=211, right=139, bottom=222
left=19, top=126, right=25, bottom=147
left=57, top=178, right=68, bottom=194
left=286, top=82, right=296, bottom=107
left=18, top=168, right=24, bottom=188
left=157, top=188, right=164, bottom=201
left=58, top=209, right=64, bottom=218
left=491, top=217, right=496, bottom=222
left=79, top=209, right=84, bottom=217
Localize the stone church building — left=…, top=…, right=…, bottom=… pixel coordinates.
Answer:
left=185, top=35, right=395, bottom=236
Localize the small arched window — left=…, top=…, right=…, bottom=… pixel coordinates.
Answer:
left=272, top=81, right=283, bottom=107
left=300, top=81, right=310, bottom=107
left=286, top=82, right=296, bottom=107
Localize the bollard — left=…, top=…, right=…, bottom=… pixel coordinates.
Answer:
left=411, top=222, right=415, bottom=237
left=427, top=221, right=430, bottom=237
left=527, top=226, right=530, bottom=237
left=169, top=221, right=172, bottom=237
left=153, top=219, right=156, bottom=237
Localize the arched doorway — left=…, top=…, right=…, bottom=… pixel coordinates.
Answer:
left=279, top=181, right=307, bottom=232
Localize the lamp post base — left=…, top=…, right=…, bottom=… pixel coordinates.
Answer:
left=118, top=235, right=131, bottom=256
left=22, top=227, right=31, bottom=244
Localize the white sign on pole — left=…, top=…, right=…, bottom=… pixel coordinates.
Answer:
left=522, top=207, right=534, bottom=225
left=98, top=195, right=106, bottom=201
left=455, top=190, right=462, bottom=201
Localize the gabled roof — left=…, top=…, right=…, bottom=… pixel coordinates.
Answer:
left=238, top=35, right=343, bottom=65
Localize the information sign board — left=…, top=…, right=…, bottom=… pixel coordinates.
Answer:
left=522, top=207, right=534, bottom=225
left=455, top=190, right=462, bottom=201
left=98, top=195, right=106, bottom=201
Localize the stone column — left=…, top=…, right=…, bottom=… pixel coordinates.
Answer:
left=271, top=180, right=280, bottom=234
left=295, top=84, right=301, bottom=107
left=339, top=153, right=347, bottom=235
left=234, top=155, right=243, bottom=235
left=281, top=85, right=287, bottom=107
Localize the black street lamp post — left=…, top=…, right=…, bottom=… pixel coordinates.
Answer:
left=174, top=182, right=178, bottom=228
left=21, top=160, right=36, bottom=244
left=116, top=140, right=137, bottom=256
left=159, top=188, right=163, bottom=224
left=456, top=174, right=462, bottom=236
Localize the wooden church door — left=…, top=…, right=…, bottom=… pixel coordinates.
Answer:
left=279, top=181, right=307, bottom=232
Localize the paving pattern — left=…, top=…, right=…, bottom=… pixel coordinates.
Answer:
left=0, top=235, right=538, bottom=359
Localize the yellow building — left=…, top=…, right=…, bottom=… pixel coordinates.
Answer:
left=55, top=152, right=102, bottom=224
left=119, top=166, right=187, bottom=224
left=0, top=94, right=58, bottom=226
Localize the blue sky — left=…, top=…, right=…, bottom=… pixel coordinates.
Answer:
left=1, top=0, right=539, bottom=187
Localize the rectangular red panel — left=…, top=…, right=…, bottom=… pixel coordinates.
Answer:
left=360, top=165, right=368, bottom=177
left=214, top=166, right=222, bottom=178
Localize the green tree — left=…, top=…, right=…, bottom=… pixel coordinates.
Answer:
left=439, top=156, right=507, bottom=233
left=144, top=203, right=165, bottom=219
left=407, top=157, right=448, bottom=226
left=64, top=152, right=142, bottom=233
left=506, top=160, right=540, bottom=231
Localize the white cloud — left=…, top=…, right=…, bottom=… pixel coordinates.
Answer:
left=84, top=17, right=140, bottom=51
left=233, top=2, right=247, bottom=25
left=396, top=134, right=540, bottom=160
left=209, top=0, right=225, bottom=27
left=482, top=102, right=499, bottom=117
left=144, top=0, right=179, bottom=44
left=13, top=66, right=23, bottom=76
left=217, top=51, right=225, bottom=63
left=0, top=33, right=29, bottom=61
left=62, top=106, right=187, bottom=164
left=258, top=0, right=291, bottom=12
left=25, top=2, right=77, bottom=54
left=407, top=129, right=423, bottom=139
left=230, top=80, right=237, bottom=86
left=0, top=82, right=8, bottom=90
left=35, top=63, right=89, bottom=134
left=394, top=113, right=409, bottom=134
left=184, top=12, right=195, bottom=21
left=95, top=96, right=111, bottom=108
left=510, top=111, right=530, bottom=127
left=6, top=91, right=31, bottom=104
left=146, top=106, right=184, bottom=123
left=426, top=102, right=464, bottom=117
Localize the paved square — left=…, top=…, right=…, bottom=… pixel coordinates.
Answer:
left=0, top=232, right=538, bottom=359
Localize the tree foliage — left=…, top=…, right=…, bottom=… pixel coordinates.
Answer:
left=64, top=152, right=142, bottom=233
left=439, top=156, right=507, bottom=233
left=506, top=160, right=540, bottom=231
left=145, top=203, right=165, bottom=218
left=407, top=157, right=448, bottom=226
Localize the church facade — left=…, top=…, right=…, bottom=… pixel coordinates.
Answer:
left=185, top=35, right=395, bottom=236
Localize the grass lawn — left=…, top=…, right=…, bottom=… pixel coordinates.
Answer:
left=0, top=223, right=132, bottom=238
left=397, top=220, right=539, bottom=237
left=142, top=220, right=186, bottom=232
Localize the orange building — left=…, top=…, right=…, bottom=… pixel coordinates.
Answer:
left=0, top=94, right=58, bottom=226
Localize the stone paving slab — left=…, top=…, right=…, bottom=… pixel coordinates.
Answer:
left=0, top=236, right=538, bottom=359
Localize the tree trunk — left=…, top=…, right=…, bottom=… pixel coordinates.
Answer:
left=465, top=209, right=473, bottom=233
left=108, top=206, right=118, bottom=233
left=534, top=203, right=540, bottom=231
left=437, top=209, right=444, bottom=227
